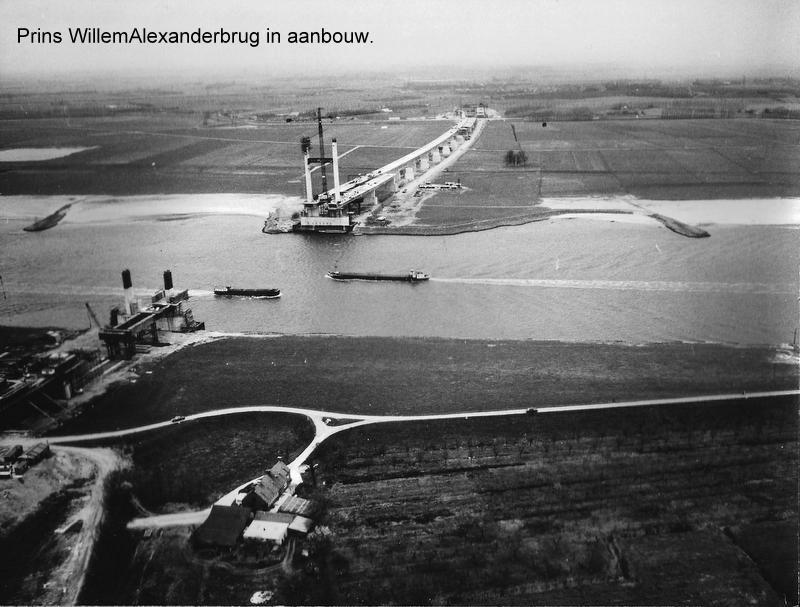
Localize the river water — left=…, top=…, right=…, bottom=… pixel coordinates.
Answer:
left=0, top=195, right=798, bottom=345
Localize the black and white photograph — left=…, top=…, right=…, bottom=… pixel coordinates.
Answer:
left=0, top=0, right=798, bottom=604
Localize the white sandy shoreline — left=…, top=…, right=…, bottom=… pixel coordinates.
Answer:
left=540, top=195, right=800, bottom=225
left=1, top=193, right=798, bottom=229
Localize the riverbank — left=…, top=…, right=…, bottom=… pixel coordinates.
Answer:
left=357, top=208, right=635, bottom=235
left=3, top=332, right=796, bottom=604
left=49, top=334, right=799, bottom=434
left=0, top=325, right=219, bottom=434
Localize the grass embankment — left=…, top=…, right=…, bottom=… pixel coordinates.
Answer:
left=297, top=396, right=797, bottom=605
left=52, top=334, right=796, bottom=605
left=51, top=336, right=798, bottom=435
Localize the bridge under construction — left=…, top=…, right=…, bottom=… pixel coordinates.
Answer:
left=295, top=109, right=479, bottom=233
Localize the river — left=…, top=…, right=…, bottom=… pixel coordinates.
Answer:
left=0, top=195, right=798, bottom=345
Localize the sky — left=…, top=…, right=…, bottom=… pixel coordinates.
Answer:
left=1, top=0, right=798, bottom=81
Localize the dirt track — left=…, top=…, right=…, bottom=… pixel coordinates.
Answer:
left=38, top=446, right=125, bottom=606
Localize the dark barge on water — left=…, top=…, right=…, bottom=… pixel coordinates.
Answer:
left=213, top=287, right=281, bottom=298
left=327, top=270, right=430, bottom=282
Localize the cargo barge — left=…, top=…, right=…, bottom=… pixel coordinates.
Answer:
left=327, top=270, right=429, bottom=282
left=213, top=287, right=281, bottom=298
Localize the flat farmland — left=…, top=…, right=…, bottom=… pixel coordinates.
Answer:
left=600, top=149, right=689, bottom=173
left=0, top=116, right=453, bottom=196
left=420, top=118, right=800, bottom=224
left=301, top=397, right=797, bottom=605
left=2, top=112, right=798, bottom=204
left=537, top=173, right=623, bottom=197
left=452, top=149, right=515, bottom=171
left=323, top=120, right=452, bottom=148
left=415, top=172, right=542, bottom=226
left=335, top=146, right=414, bottom=175
left=178, top=140, right=299, bottom=169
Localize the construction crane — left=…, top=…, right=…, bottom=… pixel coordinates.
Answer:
left=85, top=302, right=103, bottom=329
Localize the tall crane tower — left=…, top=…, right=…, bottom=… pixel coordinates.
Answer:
left=296, top=108, right=354, bottom=232
left=304, top=107, right=333, bottom=203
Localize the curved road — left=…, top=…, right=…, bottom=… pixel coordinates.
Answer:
left=88, top=388, right=799, bottom=529
left=43, top=389, right=800, bottom=447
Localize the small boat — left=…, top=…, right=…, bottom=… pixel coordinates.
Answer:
left=213, top=287, right=281, bottom=298
left=327, top=270, right=430, bottom=282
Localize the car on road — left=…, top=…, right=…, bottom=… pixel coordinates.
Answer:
left=526, top=408, right=539, bottom=415
left=171, top=415, right=186, bottom=423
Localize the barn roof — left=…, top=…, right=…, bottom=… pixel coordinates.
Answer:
left=269, top=461, right=290, bottom=487
left=243, top=513, right=293, bottom=543
left=288, top=516, right=315, bottom=534
left=192, top=505, right=250, bottom=548
left=279, top=495, right=316, bottom=517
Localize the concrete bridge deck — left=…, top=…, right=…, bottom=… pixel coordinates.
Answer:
left=319, top=117, right=476, bottom=210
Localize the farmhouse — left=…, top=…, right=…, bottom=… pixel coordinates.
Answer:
left=236, top=461, right=291, bottom=510
left=192, top=459, right=317, bottom=553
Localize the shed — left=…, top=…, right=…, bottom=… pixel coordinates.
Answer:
left=20, top=443, right=50, bottom=465
left=243, top=512, right=294, bottom=544
left=1, top=445, right=22, bottom=463
left=288, top=516, right=315, bottom=535
left=192, top=505, right=251, bottom=549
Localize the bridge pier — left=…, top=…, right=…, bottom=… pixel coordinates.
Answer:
left=303, top=149, right=314, bottom=204
left=403, top=165, right=415, bottom=182
left=365, top=190, right=378, bottom=205
left=417, top=156, right=429, bottom=172
left=331, top=139, right=342, bottom=203
left=441, top=144, right=452, bottom=157
left=431, top=149, right=441, bottom=164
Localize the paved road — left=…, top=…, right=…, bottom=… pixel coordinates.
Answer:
left=43, top=389, right=800, bottom=447
left=116, top=389, right=799, bottom=529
